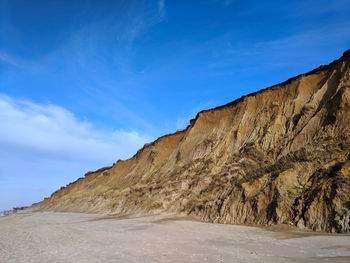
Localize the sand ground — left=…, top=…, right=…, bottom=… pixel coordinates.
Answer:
left=0, top=212, right=349, bottom=263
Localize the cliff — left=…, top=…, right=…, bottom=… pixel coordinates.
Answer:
left=35, top=50, right=350, bottom=233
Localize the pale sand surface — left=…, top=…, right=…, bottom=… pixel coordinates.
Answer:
left=0, top=212, right=350, bottom=263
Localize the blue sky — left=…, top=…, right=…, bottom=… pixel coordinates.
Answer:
left=0, top=0, right=350, bottom=211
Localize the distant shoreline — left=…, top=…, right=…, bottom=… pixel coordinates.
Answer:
left=0, top=206, right=29, bottom=217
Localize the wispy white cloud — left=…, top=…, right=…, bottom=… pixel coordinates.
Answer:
left=158, top=0, right=166, bottom=18
left=0, top=94, right=153, bottom=162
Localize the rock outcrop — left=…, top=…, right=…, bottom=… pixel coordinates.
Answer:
left=35, top=51, right=350, bottom=233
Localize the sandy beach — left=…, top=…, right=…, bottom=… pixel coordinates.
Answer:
left=0, top=212, right=349, bottom=263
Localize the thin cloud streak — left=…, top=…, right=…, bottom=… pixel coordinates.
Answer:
left=0, top=52, right=21, bottom=67
left=158, top=0, right=166, bottom=18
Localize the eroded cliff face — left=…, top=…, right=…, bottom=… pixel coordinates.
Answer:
left=36, top=51, right=350, bottom=232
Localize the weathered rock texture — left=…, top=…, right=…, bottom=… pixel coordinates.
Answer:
left=36, top=51, right=350, bottom=233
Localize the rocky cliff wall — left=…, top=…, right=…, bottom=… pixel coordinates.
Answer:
left=35, top=51, right=350, bottom=232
